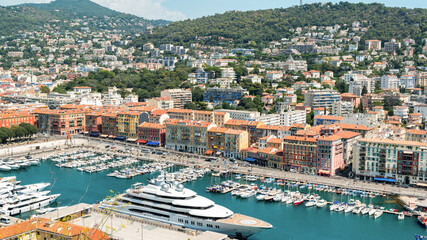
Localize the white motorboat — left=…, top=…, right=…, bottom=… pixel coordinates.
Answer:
left=0, top=165, right=11, bottom=171
left=316, top=199, right=327, bottom=208
left=305, top=200, right=316, bottom=207
left=398, top=212, right=405, bottom=220
left=361, top=207, right=370, bottom=215
left=374, top=210, right=383, bottom=219
left=256, top=194, right=266, bottom=201
left=100, top=172, right=272, bottom=238
left=352, top=206, right=362, bottom=214
left=368, top=208, right=377, bottom=216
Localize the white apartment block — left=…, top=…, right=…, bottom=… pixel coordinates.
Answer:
left=280, top=110, right=306, bottom=126
left=332, top=101, right=354, bottom=117
left=393, top=106, right=409, bottom=120
left=160, top=89, right=192, bottom=109
left=353, top=138, right=427, bottom=184
left=414, top=105, right=427, bottom=120
left=213, top=109, right=260, bottom=120
left=381, top=75, right=399, bottom=90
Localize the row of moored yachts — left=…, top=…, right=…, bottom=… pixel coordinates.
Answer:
left=107, top=162, right=174, bottom=179
left=0, top=157, right=40, bottom=171
left=0, top=176, right=59, bottom=216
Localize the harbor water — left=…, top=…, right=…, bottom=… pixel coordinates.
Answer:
left=1, top=160, right=425, bottom=240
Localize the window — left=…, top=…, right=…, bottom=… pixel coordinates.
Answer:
left=197, top=222, right=203, bottom=226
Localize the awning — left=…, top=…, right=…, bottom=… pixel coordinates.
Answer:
left=205, top=150, right=214, bottom=155
left=83, top=131, right=89, bottom=134
left=244, top=157, right=256, bottom=162
left=136, top=140, right=148, bottom=144
left=374, top=177, right=396, bottom=183
left=416, top=182, right=427, bottom=188
left=318, top=170, right=331, bottom=175
left=108, top=135, right=116, bottom=138
left=127, top=138, right=138, bottom=142
left=114, top=136, right=126, bottom=141
left=146, top=141, right=159, bottom=146
left=100, top=134, right=108, bottom=138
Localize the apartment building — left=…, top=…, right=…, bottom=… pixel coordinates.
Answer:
left=381, top=75, right=399, bottom=90
left=393, top=106, right=409, bottom=120
left=167, top=109, right=230, bottom=126
left=316, top=135, right=344, bottom=176
left=101, top=113, right=118, bottom=136
left=0, top=111, right=36, bottom=128
left=313, top=115, right=343, bottom=126
left=207, top=127, right=248, bottom=159
left=37, top=109, right=85, bottom=136
left=365, top=40, right=382, bottom=50
left=85, top=112, right=102, bottom=133
left=138, top=122, right=166, bottom=145
left=405, top=129, right=427, bottom=142
left=282, top=136, right=318, bottom=173
left=146, top=97, right=174, bottom=110
left=353, top=138, right=427, bottom=184
left=117, top=111, right=144, bottom=139
left=203, top=87, right=247, bottom=103
left=213, top=109, right=260, bottom=120
left=165, top=120, right=216, bottom=154
left=304, top=89, right=340, bottom=109
left=160, top=89, right=192, bottom=109
left=225, top=119, right=264, bottom=146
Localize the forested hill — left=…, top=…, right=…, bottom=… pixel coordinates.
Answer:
left=134, top=2, right=427, bottom=47
left=0, top=0, right=170, bottom=37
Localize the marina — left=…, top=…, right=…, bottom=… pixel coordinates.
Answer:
left=0, top=148, right=426, bottom=239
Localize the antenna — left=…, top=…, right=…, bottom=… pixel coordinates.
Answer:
left=300, top=0, right=302, bottom=6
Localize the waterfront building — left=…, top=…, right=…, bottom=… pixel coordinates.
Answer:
left=304, top=89, right=340, bottom=109
left=117, top=111, right=144, bottom=139
left=225, top=119, right=264, bottom=146
left=101, top=113, right=118, bottom=136
left=282, top=136, right=318, bottom=173
left=0, top=111, right=36, bottom=128
left=138, top=122, right=166, bottom=145
left=36, top=109, right=85, bottom=136
left=353, top=138, right=427, bottom=184
left=85, top=112, right=102, bottom=133
left=165, top=119, right=216, bottom=154
left=207, top=127, right=248, bottom=159
left=166, top=109, right=230, bottom=127
left=316, top=135, right=344, bottom=176
left=160, top=89, right=192, bottom=109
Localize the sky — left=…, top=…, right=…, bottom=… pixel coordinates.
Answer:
left=1, top=0, right=426, bottom=21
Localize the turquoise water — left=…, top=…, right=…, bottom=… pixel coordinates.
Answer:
left=1, top=161, right=425, bottom=240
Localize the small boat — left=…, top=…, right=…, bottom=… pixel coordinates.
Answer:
left=0, top=165, right=11, bottom=171
left=374, top=210, right=383, bottom=219
left=398, top=212, right=405, bottom=220
left=256, top=194, right=266, bottom=201
left=418, top=216, right=427, bottom=228
left=316, top=199, right=327, bottom=208
left=330, top=201, right=340, bottom=211
left=336, top=204, right=345, bottom=212
left=305, top=200, right=316, bottom=207
left=369, top=208, right=377, bottom=216
left=361, top=207, right=370, bottom=215
left=352, top=206, right=362, bottom=214
left=294, top=198, right=304, bottom=206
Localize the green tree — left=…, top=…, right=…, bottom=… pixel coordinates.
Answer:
left=40, top=85, right=50, bottom=94
left=361, top=86, right=368, bottom=95
left=192, top=87, right=204, bottom=102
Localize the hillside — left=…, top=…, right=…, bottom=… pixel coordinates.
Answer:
left=134, top=2, right=427, bottom=47
left=24, top=0, right=122, bottom=17
left=0, top=0, right=170, bottom=37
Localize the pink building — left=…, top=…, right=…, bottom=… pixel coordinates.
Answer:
left=138, top=122, right=166, bottom=145
left=316, top=135, right=343, bottom=176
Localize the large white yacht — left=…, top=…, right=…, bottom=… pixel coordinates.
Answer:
left=101, top=172, right=272, bottom=238
left=0, top=191, right=60, bottom=216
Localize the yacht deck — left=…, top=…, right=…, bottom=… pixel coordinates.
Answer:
left=217, top=214, right=272, bottom=228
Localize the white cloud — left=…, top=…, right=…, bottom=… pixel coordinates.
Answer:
left=91, top=0, right=186, bottom=21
